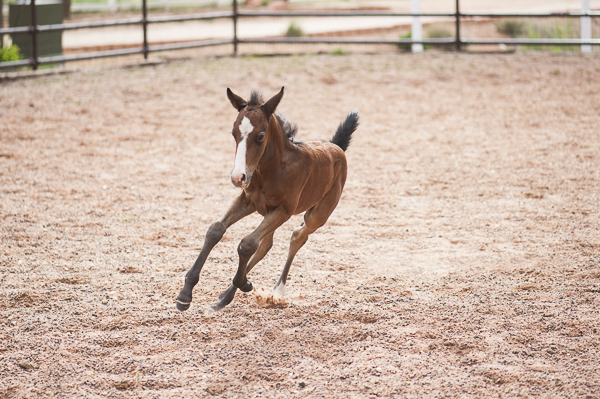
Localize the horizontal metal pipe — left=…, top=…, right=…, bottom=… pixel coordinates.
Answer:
left=3, top=12, right=235, bottom=34
left=238, top=37, right=456, bottom=45
left=237, top=10, right=600, bottom=18
left=460, top=12, right=600, bottom=18
left=239, top=37, right=600, bottom=46
left=0, top=59, right=34, bottom=68
left=40, top=17, right=143, bottom=31
left=0, top=18, right=143, bottom=35
left=0, top=26, right=31, bottom=34
left=0, top=39, right=232, bottom=69
left=463, top=38, right=600, bottom=45
left=237, top=11, right=456, bottom=17
left=40, top=47, right=146, bottom=64
left=148, top=11, right=234, bottom=23
left=148, top=38, right=233, bottom=52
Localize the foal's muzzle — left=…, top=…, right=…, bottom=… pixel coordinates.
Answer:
left=231, top=173, right=250, bottom=188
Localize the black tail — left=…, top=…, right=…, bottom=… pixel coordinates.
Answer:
left=330, top=110, right=359, bottom=152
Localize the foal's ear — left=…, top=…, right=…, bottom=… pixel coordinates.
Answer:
left=267, top=113, right=282, bottom=136
left=227, top=88, right=247, bottom=111
left=261, top=87, right=284, bottom=118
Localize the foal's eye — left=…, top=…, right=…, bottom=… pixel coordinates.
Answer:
left=256, top=132, right=266, bottom=143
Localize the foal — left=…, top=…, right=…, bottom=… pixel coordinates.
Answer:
left=176, top=87, right=359, bottom=313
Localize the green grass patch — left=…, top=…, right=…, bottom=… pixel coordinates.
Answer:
left=495, top=18, right=586, bottom=52
left=329, top=48, right=347, bottom=55
left=397, top=26, right=453, bottom=52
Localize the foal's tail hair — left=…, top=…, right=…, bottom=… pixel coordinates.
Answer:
left=330, top=110, right=359, bottom=152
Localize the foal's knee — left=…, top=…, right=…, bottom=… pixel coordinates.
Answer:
left=238, top=236, right=259, bottom=259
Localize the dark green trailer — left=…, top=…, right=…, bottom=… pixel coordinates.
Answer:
left=9, top=1, right=63, bottom=59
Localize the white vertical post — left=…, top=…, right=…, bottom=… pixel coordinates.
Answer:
left=411, top=0, right=424, bottom=53
left=581, top=0, right=592, bottom=53
left=108, top=0, right=117, bottom=13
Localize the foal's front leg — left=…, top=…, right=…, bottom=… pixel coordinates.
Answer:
left=207, top=232, right=274, bottom=315
left=232, top=208, right=291, bottom=292
left=176, top=194, right=255, bottom=311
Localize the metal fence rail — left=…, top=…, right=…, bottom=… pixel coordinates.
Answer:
left=1, top=0, right=599, bottom=70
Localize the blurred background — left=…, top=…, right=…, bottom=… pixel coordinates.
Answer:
left=1, top=0, right=599, bottom=70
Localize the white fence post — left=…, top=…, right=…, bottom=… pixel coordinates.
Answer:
left=108, top=0, right=117, bottom=13
left=411, top=0, right=424, bottom=53
left=581, top=0, right=591, bottom=53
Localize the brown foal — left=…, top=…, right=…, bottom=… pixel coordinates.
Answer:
left=176, top=87, right=359, bottom=313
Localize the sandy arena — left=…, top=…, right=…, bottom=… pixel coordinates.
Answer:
left=1, top=51, right=599, bottom=398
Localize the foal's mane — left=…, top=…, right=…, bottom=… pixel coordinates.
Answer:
left=248, top=90, right=263, bottom=107
left=249, top=90, right=298, bottom=143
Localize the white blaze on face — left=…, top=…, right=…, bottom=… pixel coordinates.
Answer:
left=231, top=116, right=254, bottom=184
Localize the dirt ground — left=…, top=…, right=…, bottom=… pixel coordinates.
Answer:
left=1, top=51, right=599, bottom=398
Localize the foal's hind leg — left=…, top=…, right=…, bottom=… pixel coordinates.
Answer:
left=273, top=181, right=344, bottom=299
left=273, top=220, right=316, bottom=299
left=207, top=233, right=274, bottom=314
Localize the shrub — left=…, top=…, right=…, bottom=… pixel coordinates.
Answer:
left=426, top=26, right=453, bottom=39
left=285, top=22, right=303, bottom=37
left=396, top=32, right=412, bottom=51
left=0, top=44, right=22, bottom=62
left=425, top=26, right=453, bottom=51
left=495, top=19, right=526, bottom=38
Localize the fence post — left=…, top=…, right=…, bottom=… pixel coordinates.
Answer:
left=142, top=0, right=148, bottom=59
left=31, top=0, right=39, bottom=70
left=455, top=0, right=461, bottom=51
left=233, top=0, right=238, bottom=56
left=1, top=0, right=4, bottom=48
left=411, top=0, right=423, bottom=53
left=581, top=0, right=592, bottom=53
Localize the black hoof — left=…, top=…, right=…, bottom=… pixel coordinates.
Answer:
left=207, top=284, right=238, bottom=314
left=240, top=281, right=253, bottom=293
left=205, top=282, right=248, bottom=315
left=207, top=300, right=227, bottom=315
left=176, top=301, right=190, bottom=311
left=218, top=284, right=238, bottom=301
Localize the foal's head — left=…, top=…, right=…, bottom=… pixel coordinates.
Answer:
left=227, top=87, right=284, bottom=189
